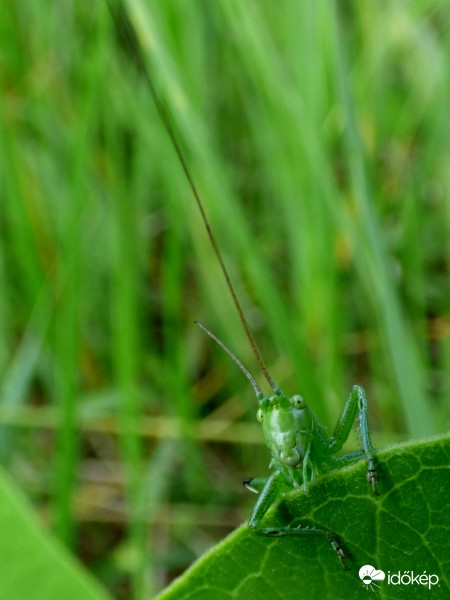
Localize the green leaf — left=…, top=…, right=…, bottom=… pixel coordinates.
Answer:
left=157, top=434, right=450, bottom=599
left=0, top=467, right=112, bottom=600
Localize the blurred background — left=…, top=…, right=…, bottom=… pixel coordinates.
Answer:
left=1, top=0, right=449, bottom=597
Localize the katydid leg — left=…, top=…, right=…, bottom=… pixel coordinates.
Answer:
left=247, top=471, right=286, bottom=529
left=248, top=471, right=349, bottom=568
left=353, top=386, right=378, bottom=494
left=243, top=476, right=269, bottom=494
left=332, top=385, right=378, bottom=494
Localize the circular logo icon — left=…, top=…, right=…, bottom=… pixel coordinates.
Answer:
left=359, top=565, right=386, bottom=590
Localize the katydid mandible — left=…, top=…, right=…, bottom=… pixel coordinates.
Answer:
left=108, top=0, right=379, bottom=569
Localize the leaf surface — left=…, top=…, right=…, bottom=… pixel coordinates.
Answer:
left=0, top=467, right=111, bottom=600
left=157, top=434, right=450, bottom=599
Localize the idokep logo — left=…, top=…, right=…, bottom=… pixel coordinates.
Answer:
left=359, top=564, right=440, bottom=591
left=386, top=570, right=440, bottom=589
left=359, top=565, right=385, bottom=591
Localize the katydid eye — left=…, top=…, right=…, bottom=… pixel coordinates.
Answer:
left=256, top=408, right=264, bottom=422
left=291, top=395, right=304, bottom=409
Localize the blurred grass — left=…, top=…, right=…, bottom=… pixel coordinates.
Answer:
left=1, top=0, right=449, bottom=597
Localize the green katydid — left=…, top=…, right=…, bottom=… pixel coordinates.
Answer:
left=195, top=321, right=378, bottom=569
left=108, top=0, right=379, bottom=569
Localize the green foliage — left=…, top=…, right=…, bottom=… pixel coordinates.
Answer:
left=158, top=434, right=450, bottom=599
left=0, top=465, right=111, bottom=600
left=0, top=0, right=449, bottom=597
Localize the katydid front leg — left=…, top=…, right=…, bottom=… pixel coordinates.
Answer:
left=247, top=471, right=350, bottom=569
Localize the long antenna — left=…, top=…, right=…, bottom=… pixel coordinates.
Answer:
left=195, top=321, right=263, bottom=398
left=108, top=0, right=279, bottom=393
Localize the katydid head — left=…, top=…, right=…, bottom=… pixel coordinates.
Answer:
left=257, top=393, right=314, bottom=469
left=194, top=324, right=316, bottom=470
